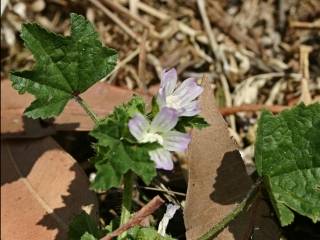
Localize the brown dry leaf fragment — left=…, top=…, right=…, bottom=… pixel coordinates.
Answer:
left=184, top=78, right=281, bottom=239
left=1, top=79, right=150, bottom=133
left=55, top=82, right=151, bottom=131
left=1, top=79, right=55, bottom=138
left=1, top=137, right=98, bottom=240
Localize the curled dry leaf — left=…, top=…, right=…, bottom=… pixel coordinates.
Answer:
left=184, top=78, right=281, bottom=239
left=1, top=137, right=98, bottom=240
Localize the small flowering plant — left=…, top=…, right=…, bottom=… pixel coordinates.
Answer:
left=10, top=13, right=208, bottom=239
left=90, top=68, right=208, bottom=191
left=9, top=12, right=320, bottom=240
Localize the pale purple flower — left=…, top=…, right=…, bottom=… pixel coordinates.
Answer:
left=128, top=107, right=191, bottom=170
left=157, top=68, right=203, bottom=116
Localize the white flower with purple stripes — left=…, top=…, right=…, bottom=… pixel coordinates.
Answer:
left=128, top=107, right=191, bottom=170
left=157, top=68, right=203, bottom=117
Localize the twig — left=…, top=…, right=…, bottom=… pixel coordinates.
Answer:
left=138, top=186, right=186, bottom=197
left=290, top=20, right=320, bottom=29
left=138, top=30, right=148, bottom=92
left=299, top=45, right=312, bottom=104
left=135, top=0, right=208, bottom=44
left=89, top=0, right=140, bottom=42
left=129, top=0, right=138, bottom=15
left=277, top=0, right=286, bottom=32
left=102, top=195, right=165, bottom=240
left=147, top=53, right=163, bottom=80
left=197, top=0, right=219, bottom=60
left=134, top=1, right=169, bottom=21
left=219, top=104, right=288, bottom=116
left=106, top=48, right=140, bottom=83
left=207, top=1, right=260, bottom=54
left=102, top=0, right=154, bottom=30
left=198, top=179, right=262, bottom=240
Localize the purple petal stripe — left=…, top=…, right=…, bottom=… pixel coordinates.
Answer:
left=149, top=148, right=174, bottom=170
left=151, top=107, right=178, bottom=133
left=160, top=68, right=177, bottom=96
left=162, top=131, right=191, bottom=152
left=128, top=113, right=149, bottom=142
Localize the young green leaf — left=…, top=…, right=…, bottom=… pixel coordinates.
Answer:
left=128, top=227, right=176, bottom=240
left=90, top=97, right=157, bottom=191
left=175, top=115, right=209, bottom=132
left=255, top=103, right=320, bottom=226
left=68, top=211, right=106, bottom=240
left=10, top=13, right=117, bottom=119
left=80, top=232, right=97, bottom=240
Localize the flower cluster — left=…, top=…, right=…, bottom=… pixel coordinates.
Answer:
left=129, top=68, right=203, bottom=170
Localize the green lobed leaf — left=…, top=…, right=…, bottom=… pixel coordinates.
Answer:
left=10, top=13, right=117, bottom=119
left=90, top=96, right=157, bottom=191
left=68, top=211, right=106, bottom=240
left=80, top=232, right=97, bottom=240
left=128, top=227, right=176, bottom=240
left=175, top=115, right=210, bottom=132
left=255, top=103, right=320, bottom=226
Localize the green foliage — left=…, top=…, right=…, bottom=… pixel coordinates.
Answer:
left=68, top=211, right=106, bottom=240
left=10, top=13, right=117, bottom=119
left=80, top=232, right=97, bottom=240
left=150, top=96, right=160, bottom=118
left=90, top=96, right=157, bottom=191
left=255, top=103, right=320, bottom=226
left=175, top=115, right=210, bottom=132
left=128, top=227, right=176, bottom=240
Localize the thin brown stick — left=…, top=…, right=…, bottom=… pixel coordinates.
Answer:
left=89, top=0, right=140, bottom=42
left=138, top=30, right=148, bottom=92
left=219, top=104, right=288, bottom=116
left=299, top=45, right=312, bottom=104
left=197, top=0, right=219, bottom=59
left=101, top=0, right=154, bottom=30
left=290, top=20, right=320, bottom=29
left=101, top=195, right=165, bottom=240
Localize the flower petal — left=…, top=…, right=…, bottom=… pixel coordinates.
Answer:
left=179, top=100, right=201, bottom=117
left=151, top=107, right=178, bottom=133
left=149, top=148, right=174, bottom=170
left=173, top=78, right=203, bottom=103
left=160, top=68, right=177, bottom=96
left=163, top=131, right=191, bottom=152
left=156, top=92, right=166, bottom=108
left=128, top=113, right=149, bottom=142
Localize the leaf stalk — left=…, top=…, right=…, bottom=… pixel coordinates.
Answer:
left=198, top=178, right=262, bottom=240
left=118, top=171, right=134, bottom=239
left=74, top=95, right=99, bottom=124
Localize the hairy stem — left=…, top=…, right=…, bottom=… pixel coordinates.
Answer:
left=198, top=178, right=262, bottom=240
left=74, top=95, right=99, bottom=124
left=119, top=171, right=134, bottom=239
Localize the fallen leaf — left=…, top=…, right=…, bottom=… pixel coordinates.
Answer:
left=1, top=79, right=151, bottom=134
left=184, top=78, right=281, bottom=239
left=1, top=137, right=98, bottom=240
left=54, top=82, right=151, bottom=131
left=1, top=79, right=55, bottom=138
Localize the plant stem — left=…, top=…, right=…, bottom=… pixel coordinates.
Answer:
left=198, top=178, right=262, bottom=240
left=74, top=95, right=99, bottom=124
left=119, top=171, right=134, bottom=239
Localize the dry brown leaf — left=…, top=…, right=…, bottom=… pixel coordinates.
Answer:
left=184, top=78, right=280, bottom=239
left=54, top=81, right=151, bottom=131
left=1, top=79, right=151, bottom=134
left=1, top=137, right=98, bottom=240
left=1, top=79, right=55, bottom=138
